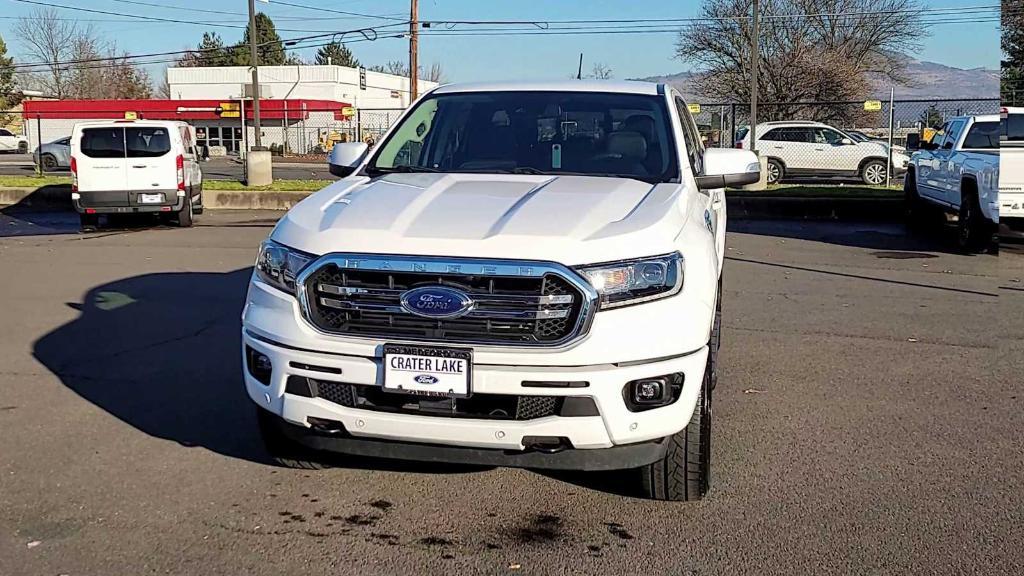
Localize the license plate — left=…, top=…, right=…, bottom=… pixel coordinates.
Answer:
left=139, top=193, right=164, bottom=204
left=382, top=344, right=472, bottom=397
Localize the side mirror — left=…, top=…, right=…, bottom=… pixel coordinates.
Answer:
left=906, top=133, right=921, bottom=150
left=328, top=142, right=369, bottom=177
left=696, top=148, right=761, bottom=190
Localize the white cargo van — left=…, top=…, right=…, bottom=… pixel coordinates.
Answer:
left=70, top=120, right=203, bottom=230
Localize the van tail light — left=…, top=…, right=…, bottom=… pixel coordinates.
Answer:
left=176, top=154, right=185, bottom=191
left=70, top=156, right=78, bottom=192
left=734, top=142, right=743, bottom=149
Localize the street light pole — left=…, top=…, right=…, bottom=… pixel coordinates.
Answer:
left=749, top=0, right=760, bottom=157
left=409, top=0, right=419, bottom=101
left=248, top=0, right=263, bottom=149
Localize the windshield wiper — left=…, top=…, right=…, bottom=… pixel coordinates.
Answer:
left=369, top=165, right=442, bottom=174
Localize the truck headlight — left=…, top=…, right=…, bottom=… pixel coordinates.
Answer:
left=255, top=239, right=315, bottom=294
left=576, top=253, right=683, bottom=309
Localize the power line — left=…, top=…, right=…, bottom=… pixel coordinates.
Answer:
left=422, top=4, right=1000, bottom=27
left=7, top=0, right=385, bottom=33
left=8, top=24, right=410, bottom=71
left=108, top=0, right=405, bottom=22
left=265, top=0, right=408, bottom=22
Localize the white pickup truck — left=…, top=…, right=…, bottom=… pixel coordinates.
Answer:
left=1000, top=106, right=1024, bottom=236
left=904, top=114, right=1000, bottom=251
left=241, top=81, right=760, bottom=501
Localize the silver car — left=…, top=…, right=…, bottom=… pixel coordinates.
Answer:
left=33, top=137, right=71, bottom=171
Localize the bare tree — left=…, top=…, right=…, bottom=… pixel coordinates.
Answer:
left=14, top=8, right=79, bottom=98
left=676, top=0, right=925, bottom=121
left=589, top=62, right=613, bottom=80
left=368, top=61, right=445, bottom=83
left=423, top=62, right=446, bottom=83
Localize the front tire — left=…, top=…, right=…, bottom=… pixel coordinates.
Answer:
left=957, top=190, right=993, bottom=253
left=766, top=159, right=784, bottom=184
left=256, top=407, right=333, bottom=470
left=861, top=159, right=887, bottom=186
left=639, top=355, right=712, bottom=501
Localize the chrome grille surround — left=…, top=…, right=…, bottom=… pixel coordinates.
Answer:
left=295, top=254, right=599, bottom=347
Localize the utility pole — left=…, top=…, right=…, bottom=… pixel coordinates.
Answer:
left=248, top=0, right=263, bottom=149
left=409, top=0, right=419, bottom=101
left=749, top=0, right=760, bottom=156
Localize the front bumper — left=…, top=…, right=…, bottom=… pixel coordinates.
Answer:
left=243, top=329, right=708, bottom=467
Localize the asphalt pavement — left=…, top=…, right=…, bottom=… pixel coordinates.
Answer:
left=0, top=154, right=337, bottom=182
left=0, top=210, right=1019, bottom=575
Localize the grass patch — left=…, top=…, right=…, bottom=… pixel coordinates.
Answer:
left=0, top=175, right=71, bottom=188
left=203, top=179, right=333, bottom=192
left=729, top=184, right=901, bottom=199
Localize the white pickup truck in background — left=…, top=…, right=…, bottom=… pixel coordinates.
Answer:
left=1000, top=106, right=1024, bottom=237
left=904, top=114, right=1000, bottom=252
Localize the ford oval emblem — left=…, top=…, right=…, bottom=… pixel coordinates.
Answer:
left=399, top=285, right=474, bottom=319
left=414, top=374, right=439, bottom=385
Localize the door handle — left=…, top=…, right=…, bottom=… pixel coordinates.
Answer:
left=131, top=165, right=146, bottom=168
left=712, top=192, right=724, bottom=209
left=814, top=148, right=825, bottom=151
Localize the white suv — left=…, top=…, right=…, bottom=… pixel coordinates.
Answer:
left=242, top=81, right=759, bottom=501
left=738, top=120, right=910, bottom=185
left=0, top=127, right=29, bottom=153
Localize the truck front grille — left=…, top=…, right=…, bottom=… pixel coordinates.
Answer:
left=299, top=255, right=595, bottom=346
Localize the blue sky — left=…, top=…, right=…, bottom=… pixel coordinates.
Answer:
left=0, top=0, right=1001, bottom=82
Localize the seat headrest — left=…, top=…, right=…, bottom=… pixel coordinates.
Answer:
left=607, top=131, right=647, bottom=161
left=623, top=115, right=655, bottom=141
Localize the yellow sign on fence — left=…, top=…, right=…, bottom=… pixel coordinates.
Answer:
left=688, top=103, right=702, bottom=114
left=864, top=100, right=883, bottom=112
left=341, top=106, right=356, bottom=118
left=123, top=111, right=137, bottom=120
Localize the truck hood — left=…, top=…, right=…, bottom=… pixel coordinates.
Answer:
left=272, top=173, right=690, bottom=266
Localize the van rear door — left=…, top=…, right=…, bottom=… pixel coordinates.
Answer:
left=125, top=126, right=176, bottom=199
left=77, top=127, right=128, bottom=203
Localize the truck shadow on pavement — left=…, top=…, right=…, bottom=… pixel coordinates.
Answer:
left=728, top=219, right=998, bottom=256
left=30, top=267, right=495, bottom=477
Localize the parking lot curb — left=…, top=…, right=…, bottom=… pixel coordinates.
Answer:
left=2, top=187, right=903, bottom=220
left=0, top=186, right=314, bottom=211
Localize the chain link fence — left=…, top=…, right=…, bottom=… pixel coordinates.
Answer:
left=689, top=98, right=999, bottom=185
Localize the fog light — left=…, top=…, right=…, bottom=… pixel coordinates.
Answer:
left=623, top=373, right=684, bottom=412
left=246, top=346, right=272, bottom=386
left=632, top=378, right=667, bottom=404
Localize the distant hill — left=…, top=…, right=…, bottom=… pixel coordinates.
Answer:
left=634, top=57, right=998, bottom=102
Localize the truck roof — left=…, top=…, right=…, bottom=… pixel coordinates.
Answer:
left=431, top=80, right=663, bottom=96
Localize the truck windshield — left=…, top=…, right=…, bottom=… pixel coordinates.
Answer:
left=367, top=91, right=679, bottom=183
left=1002, top=112, right=1024, bottom=147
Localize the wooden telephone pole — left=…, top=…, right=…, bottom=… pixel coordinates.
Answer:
left=409, top=0, right=419, bottom=101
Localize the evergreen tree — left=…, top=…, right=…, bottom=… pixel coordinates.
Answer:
left=0, top=33, right=19, bottom=110
left=315, top=41, right=359, bottom=67
left=231, top=13, right=286, bottom=66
